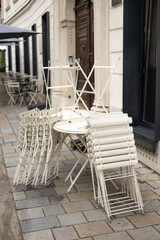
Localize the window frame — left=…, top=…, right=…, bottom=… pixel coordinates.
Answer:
left=123, top=0, right=160, bottom=152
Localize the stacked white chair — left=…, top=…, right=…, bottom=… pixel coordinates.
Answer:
left=86, top=113, right=144, bottom=220
left=13, top=108, right=62, bottom=186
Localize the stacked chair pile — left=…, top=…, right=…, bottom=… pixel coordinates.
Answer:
left=86, top=112, right=144, bottom=220
left=13, top=108, right=62, bottom=186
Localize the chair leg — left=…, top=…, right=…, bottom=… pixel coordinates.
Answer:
left=28, top=93, right=37, bottom=106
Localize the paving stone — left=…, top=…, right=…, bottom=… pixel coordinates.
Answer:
left=1, top=145, right=16, bottom=154
left=0, top=179, right=23, bottom=240
left=57, top=212, right=87, bottom=226
left=18, top=207, right=44, bottom=220
left=59, top=165, right=77, bottom=173
left=80, top=238, right=92, bottom=240
left=62, top=200, right=95, bottom=213
left=83, top=209, right=107, bottom=221
left=127, top=212, right=160, bottom=227
left=23, top=229, right=54, bottom=240
left=76, top=183, right=93, bottom=191
left=1, top=142, right=12, bottom=146
left=43, top=205, right=65, bottom=216
left=54, top=185, right=77, bottom=194
left=4, top=151, right=19, bottom=158
left=4, top=159, right=18, bottom=167
left=136, top=167, right=154, bottom=175
left=144, top=199, right=160, bottom=212
left=53, top=179, right=71, bottom=187
left=154, top=224, right=160, bottom=232
left=7, top=166, right=20, bottom=173
left=139, top=182, right=153, bottom=191
left=148, top=180, right=160, bottom=189
left=108, top=217, right=135, bottom=232
left=11, top=184, right=27, bottom=192
left=61, top=150, right=74, bottom=156
left=0, top=146, right=2, bottom=156
left=67, top=191, right=94, bottom=202
left=0, top=160, right=8, bottom=181
left=138, top=174, right=160, bottom=182
left=3, top=134, right=17, bottom=143
left=135, top=162, right=145, bottom=168
left=114, top=211, right=135, bottom=218
left=1, top=127, right=13, bottom=132
left=25, top=188, right=56, bottom=198
left=62, top=159, right=77, bottom=166
left=4, top=156, right=18, bottom=162
left=16, top=197, right=50, bottom=210
left=93, top=231, right=132, bottom=240
left=127, top=226, right=160, bottom=240
left=13, top=191, right=26, bottom=200
left=154, top=189, right=160, bottom=196
left=77, top=175, right=92, bottom=184
left=0, top=199, right=23, bottom=240
left=48, top=195, right=69, bottom=205
left=142, top=190, right=159, bottom=201
left=52, top=226, right=78, bottom=240
left=58, top=171, right=76, bottom=179
left=74, top=220, right=112, bottom=238
left=20, top=216, right=60, bottom=233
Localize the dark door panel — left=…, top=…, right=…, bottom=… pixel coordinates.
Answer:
left=75, top=0, right=94, bottom=108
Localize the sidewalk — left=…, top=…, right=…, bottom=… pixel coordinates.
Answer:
left=1, top=105, right=160, bottom=240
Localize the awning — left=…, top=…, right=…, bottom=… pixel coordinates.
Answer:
left=0, top=38, right=24, bottom=43
left=0, top=24, right=39, bottom=39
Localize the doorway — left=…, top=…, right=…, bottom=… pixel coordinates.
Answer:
left=75, top=0, right=94, bottom=108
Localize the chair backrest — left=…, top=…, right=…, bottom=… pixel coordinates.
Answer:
left=7, top=82, right=21, bottom=94
left=86, top=113, right=138, bottom=168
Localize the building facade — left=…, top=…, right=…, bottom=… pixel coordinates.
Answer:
left=1, top=0, right=160, bottom=174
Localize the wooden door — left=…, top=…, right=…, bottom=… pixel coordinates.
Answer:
left=75, top=0, right=94, bottom=108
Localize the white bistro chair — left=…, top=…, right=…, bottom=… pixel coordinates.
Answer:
left=86, top=113, right=144, bottom=220
left=6, top=81, right=25, bottom=106
left=27, top=80, right=44, bottom=106
left=13, top=108, right=62, bottom=186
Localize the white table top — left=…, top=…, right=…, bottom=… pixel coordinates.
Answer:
left=54, top=117, right=87, bottom=134
left=59, top=108, right=90, bottom=120
left=53, top=108, right=108, bottom=134
left=53, top=109, right=89, bottom=134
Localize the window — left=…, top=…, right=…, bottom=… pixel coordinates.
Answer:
left=143, top=0, right=157, bottom=125
left=23, top=37, right=30, bottom=74
left=8, top=46, right=12, bottom=71
left=123, top=0, right=160, bottom=152
left=15, top=43, right=20, bottom=73
left=42, top=12, right=50, bottom=92
left=32, top=24, right=37, bottom=77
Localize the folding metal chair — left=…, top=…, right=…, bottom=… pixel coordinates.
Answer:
left=86, top=113, right=144, bottom=220
left=6, top=81, right=25, bottom=106
left=13, top=108, right=62, bottom=186
left=27, top=80, right=44, bottom=106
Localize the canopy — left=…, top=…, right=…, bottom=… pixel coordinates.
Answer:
left=0, top=24, right=39, bottom=39
left=0, top=38, right=24, bottom=43
left=0, top=43, right=18, bottom=46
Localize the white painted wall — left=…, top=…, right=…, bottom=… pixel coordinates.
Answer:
left=109, top=1, right=123, bottom=112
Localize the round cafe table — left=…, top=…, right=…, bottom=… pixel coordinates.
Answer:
left=53, top=108, right=105, bottom=192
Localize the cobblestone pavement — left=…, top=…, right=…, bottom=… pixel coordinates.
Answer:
left=1, top=105, right=160, bottom=240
